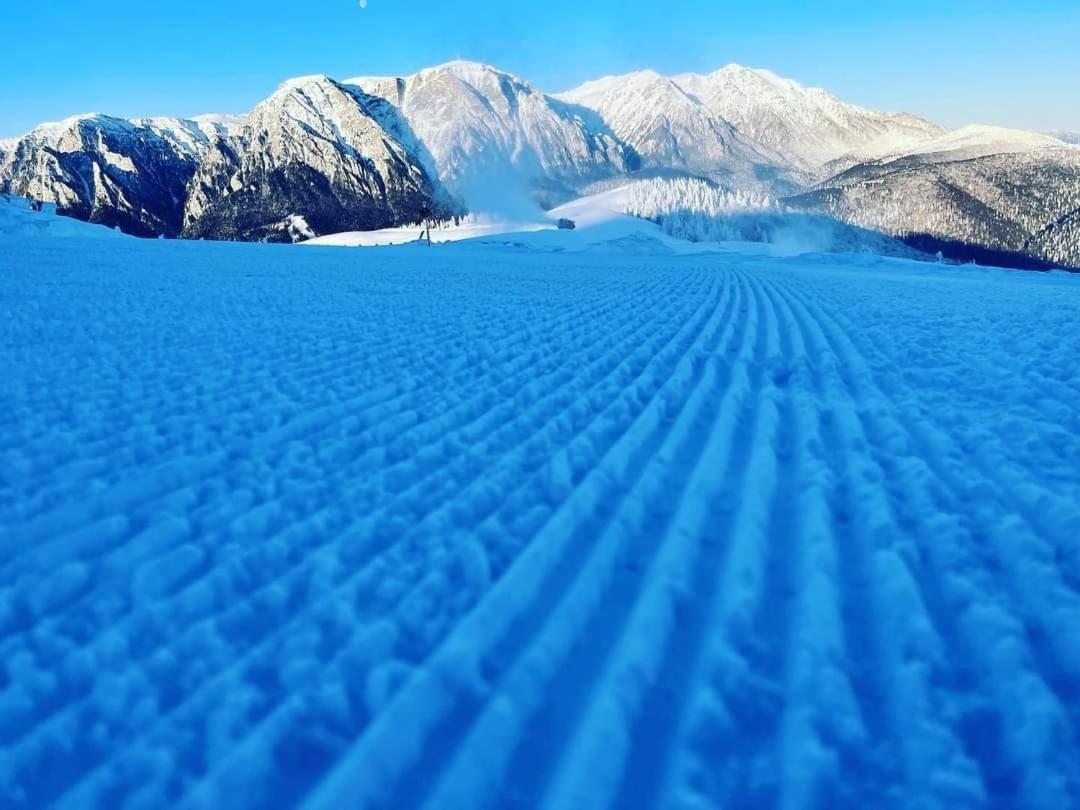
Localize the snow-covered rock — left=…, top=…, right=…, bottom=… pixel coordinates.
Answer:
left=182, top=75, right=448, bottom=242
left=348, top=61, right=634, bottom=205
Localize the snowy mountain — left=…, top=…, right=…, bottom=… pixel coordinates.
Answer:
left=347, top=61, right=635, bottom=205
left=786, top=142, right=1080, bottom=269
left=182, top=75, right=448, bottom=242
left=0, top=114, right=217, bottom=237
left=679, top=65, right=943, bottom=170
left=557, top=70, right=794, bottom=192
left=557, top=65, right=944, bottom=194
left=3, top=59, right=1076, bottom=268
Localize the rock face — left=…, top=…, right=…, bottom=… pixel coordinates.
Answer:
left=0, top=115, right=217, bottom=236
left=181, top=76, right=447, bottom=242
left=349, top=61, right=636, bottom=204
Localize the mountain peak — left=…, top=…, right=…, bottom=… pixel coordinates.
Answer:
left=348, top=60, right=633, bottom=201
left=557, top=70, right=688, bottom=110
left=272, top=74, right=340, bottom=98
left=426, top=59, right=502, bottom=75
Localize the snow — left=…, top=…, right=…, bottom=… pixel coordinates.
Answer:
left=1047, top=130, right=1080, bottom=146
left=305, top=216, right=553, bottom=247
left=2, top=227, right=1080, bottom=810
left=273, top=74, right=336, bottom=96
left=303, top=188, right=718, bottom=254
left=287, top=215, right=316, bottom=240
left=19, top=113, right=104, bottom=142
left=0, top=194, right=126, bottom=238
left=304, top=183, right=913, bottom=261
left=880, top=124, right=1070, bottom=160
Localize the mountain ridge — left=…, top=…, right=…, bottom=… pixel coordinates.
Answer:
left=2, top=59, right=1076, bottom=264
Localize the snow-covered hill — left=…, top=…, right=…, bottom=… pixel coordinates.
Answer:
left=875, top=124, right=1067, bottom=161
left=182, top=75, right=448, bottom=242
left=3, top=230, right=1079, bottom=809
left=1047, top=130, right=1080, bottom=145
left=787, top=144, right=1080, bottom=269
left=347, top=61, right=634, bottom=205
left=821, top=125, right=1071, bottom=179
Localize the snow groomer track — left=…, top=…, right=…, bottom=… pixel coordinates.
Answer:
left=2, top=236, right=1079, bottom=809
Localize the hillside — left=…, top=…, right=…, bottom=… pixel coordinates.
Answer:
left=786, top=144, right=1080, bottom=269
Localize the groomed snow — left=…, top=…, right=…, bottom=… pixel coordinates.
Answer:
left=1, top=231, right=1079, bottom=809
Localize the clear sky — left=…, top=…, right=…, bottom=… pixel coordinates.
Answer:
left=3, top=0, right=1079, bottom=138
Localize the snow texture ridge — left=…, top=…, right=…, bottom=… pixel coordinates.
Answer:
left=1, top=233, right=1079, bottom=809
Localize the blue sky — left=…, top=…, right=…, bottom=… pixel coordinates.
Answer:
left=3, top=0, right=1079, bottom=137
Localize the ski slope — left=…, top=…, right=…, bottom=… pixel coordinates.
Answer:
left=1, top=233, right=1079, bottom=810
